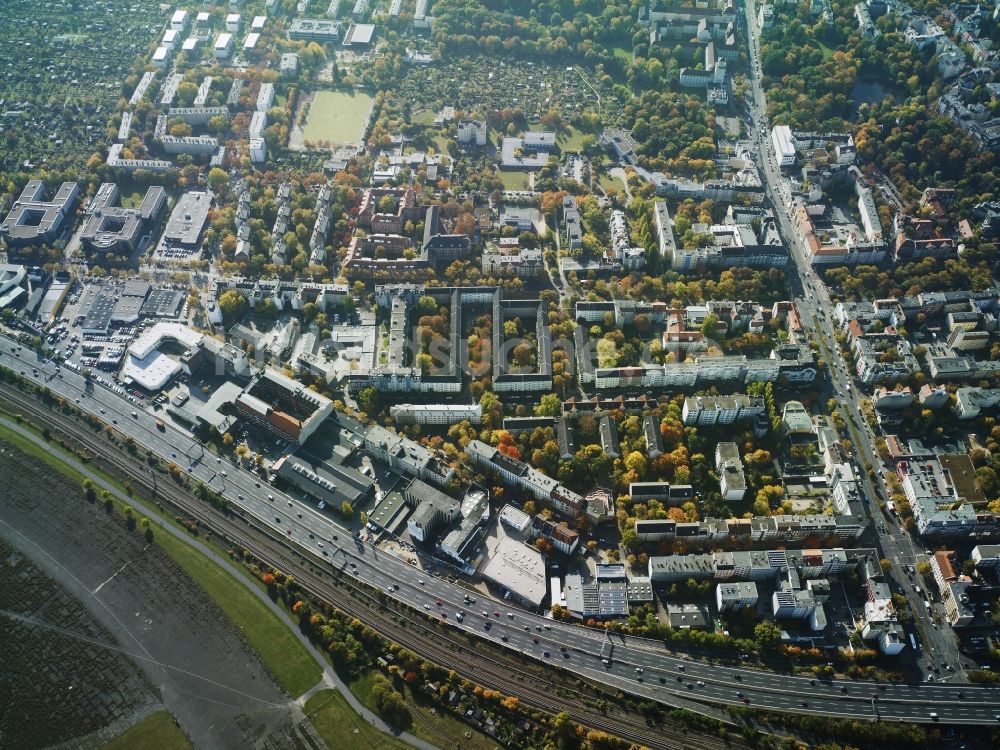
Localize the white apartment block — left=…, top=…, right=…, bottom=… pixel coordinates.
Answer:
left=257, top=82, right=275, bottom=113
left=716, top=442, right=746, bottom=503
left=716, top=581, right=759, bottom=611
left=682, top=394, right=765, bottom=426
left=456, top=119, right=488, bottom=146
left=389, top=403, right=482, bottom=425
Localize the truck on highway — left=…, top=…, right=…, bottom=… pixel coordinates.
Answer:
left=155, top=419, right=166, bottom=431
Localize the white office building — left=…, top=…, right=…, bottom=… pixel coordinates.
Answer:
left=771, top=125, right=796, bottom=166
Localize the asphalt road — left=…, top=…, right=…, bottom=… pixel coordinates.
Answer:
left=3, top=337, right=1000, bottom=724
left=741, top=0, right=967, bottom=682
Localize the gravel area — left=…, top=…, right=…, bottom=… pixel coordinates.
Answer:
left=0, top=438, right=314, bottom=750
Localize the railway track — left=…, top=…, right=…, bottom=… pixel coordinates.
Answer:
left=1, top=384, right=747, bottom=750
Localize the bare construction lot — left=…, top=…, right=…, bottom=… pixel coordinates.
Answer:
left=0, top=438, right=311, bottom=749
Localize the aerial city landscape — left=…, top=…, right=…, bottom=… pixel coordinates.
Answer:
left=2, top=1, right=1000, bottom=749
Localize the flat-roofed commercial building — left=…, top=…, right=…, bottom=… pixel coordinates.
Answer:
left=288, top=18, right=342, bottom=42
left=716, top=581, right=759, bottom=611
left=405, top=479, right=460, bottom=543
left=481, top=536, right=547, bottom=608
left=161, top=191, right=213, bottom=252
left=80, top=184, right=166, bottom=255
left=0, top=181, right=79, bottom=247
left=274, top=451, right=373, bottom=509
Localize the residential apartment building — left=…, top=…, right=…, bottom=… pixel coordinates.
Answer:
left=716, top=442, right=746, bottom=503
left=466, top=439, right=584, bottom=517
left=456, top=119, right=487, bottom=146
left=682, top=394, right=765, bottom=425
left=897, top=457, right=979, bottom=536
left=649, top=547, right=852, bottom=584
left=365, top=424, right=456, bottom=487
left=716, top=581, right=759, bottom=611
left=530, top=515, right=581, bottom=555
left=481, top=243, right=543, bottom=278
left=389, top=403, right=482, bottom=426
left=635, top=512, right=866, bottom=545
left=599, top=415, right=620, bottom=459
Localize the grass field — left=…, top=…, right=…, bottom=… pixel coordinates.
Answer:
left=0, top=418, right=321, bottom=699
left=498, top=170, right=531, bottom=190
left=305, top=690, right=412, bottom=750
left=102, top=711, right=192, bottom=750
left=612, top=45, right=633, bottom=64
left=598, top=171, right=626, bottom=193
left=411, top=109, right=438, bottom=126
left=558, top=125, right=591, bottom=153
left=303, top=90, right=373, bottom=145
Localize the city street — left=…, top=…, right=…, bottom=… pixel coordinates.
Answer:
left=742, top=0, right=965, bottom=679
left=2, top=334, right=999, bottom=724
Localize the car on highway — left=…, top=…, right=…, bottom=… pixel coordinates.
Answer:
left=436, top=599, right=443, bottom=606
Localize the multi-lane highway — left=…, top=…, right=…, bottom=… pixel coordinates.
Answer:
left=3, top=335, right=1000, bottom=724
left=741, top=0, right=969, bottom=682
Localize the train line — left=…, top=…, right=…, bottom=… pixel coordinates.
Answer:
left=1, top=384, right=746, bottom=750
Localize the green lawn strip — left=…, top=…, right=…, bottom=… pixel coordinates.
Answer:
left=101, top=711, right=192, bottom=750
left=411, top=109, right=438, bottom=126
left=0, top=420, right=322, bottom=699
left=611, top=46, right=632, bottom=64
left=304, top=689, right=412, bottom=750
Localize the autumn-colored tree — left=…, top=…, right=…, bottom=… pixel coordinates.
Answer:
left=497, top=442, right=521, bottom=460
left=501, top=696, right=520, bottom=711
